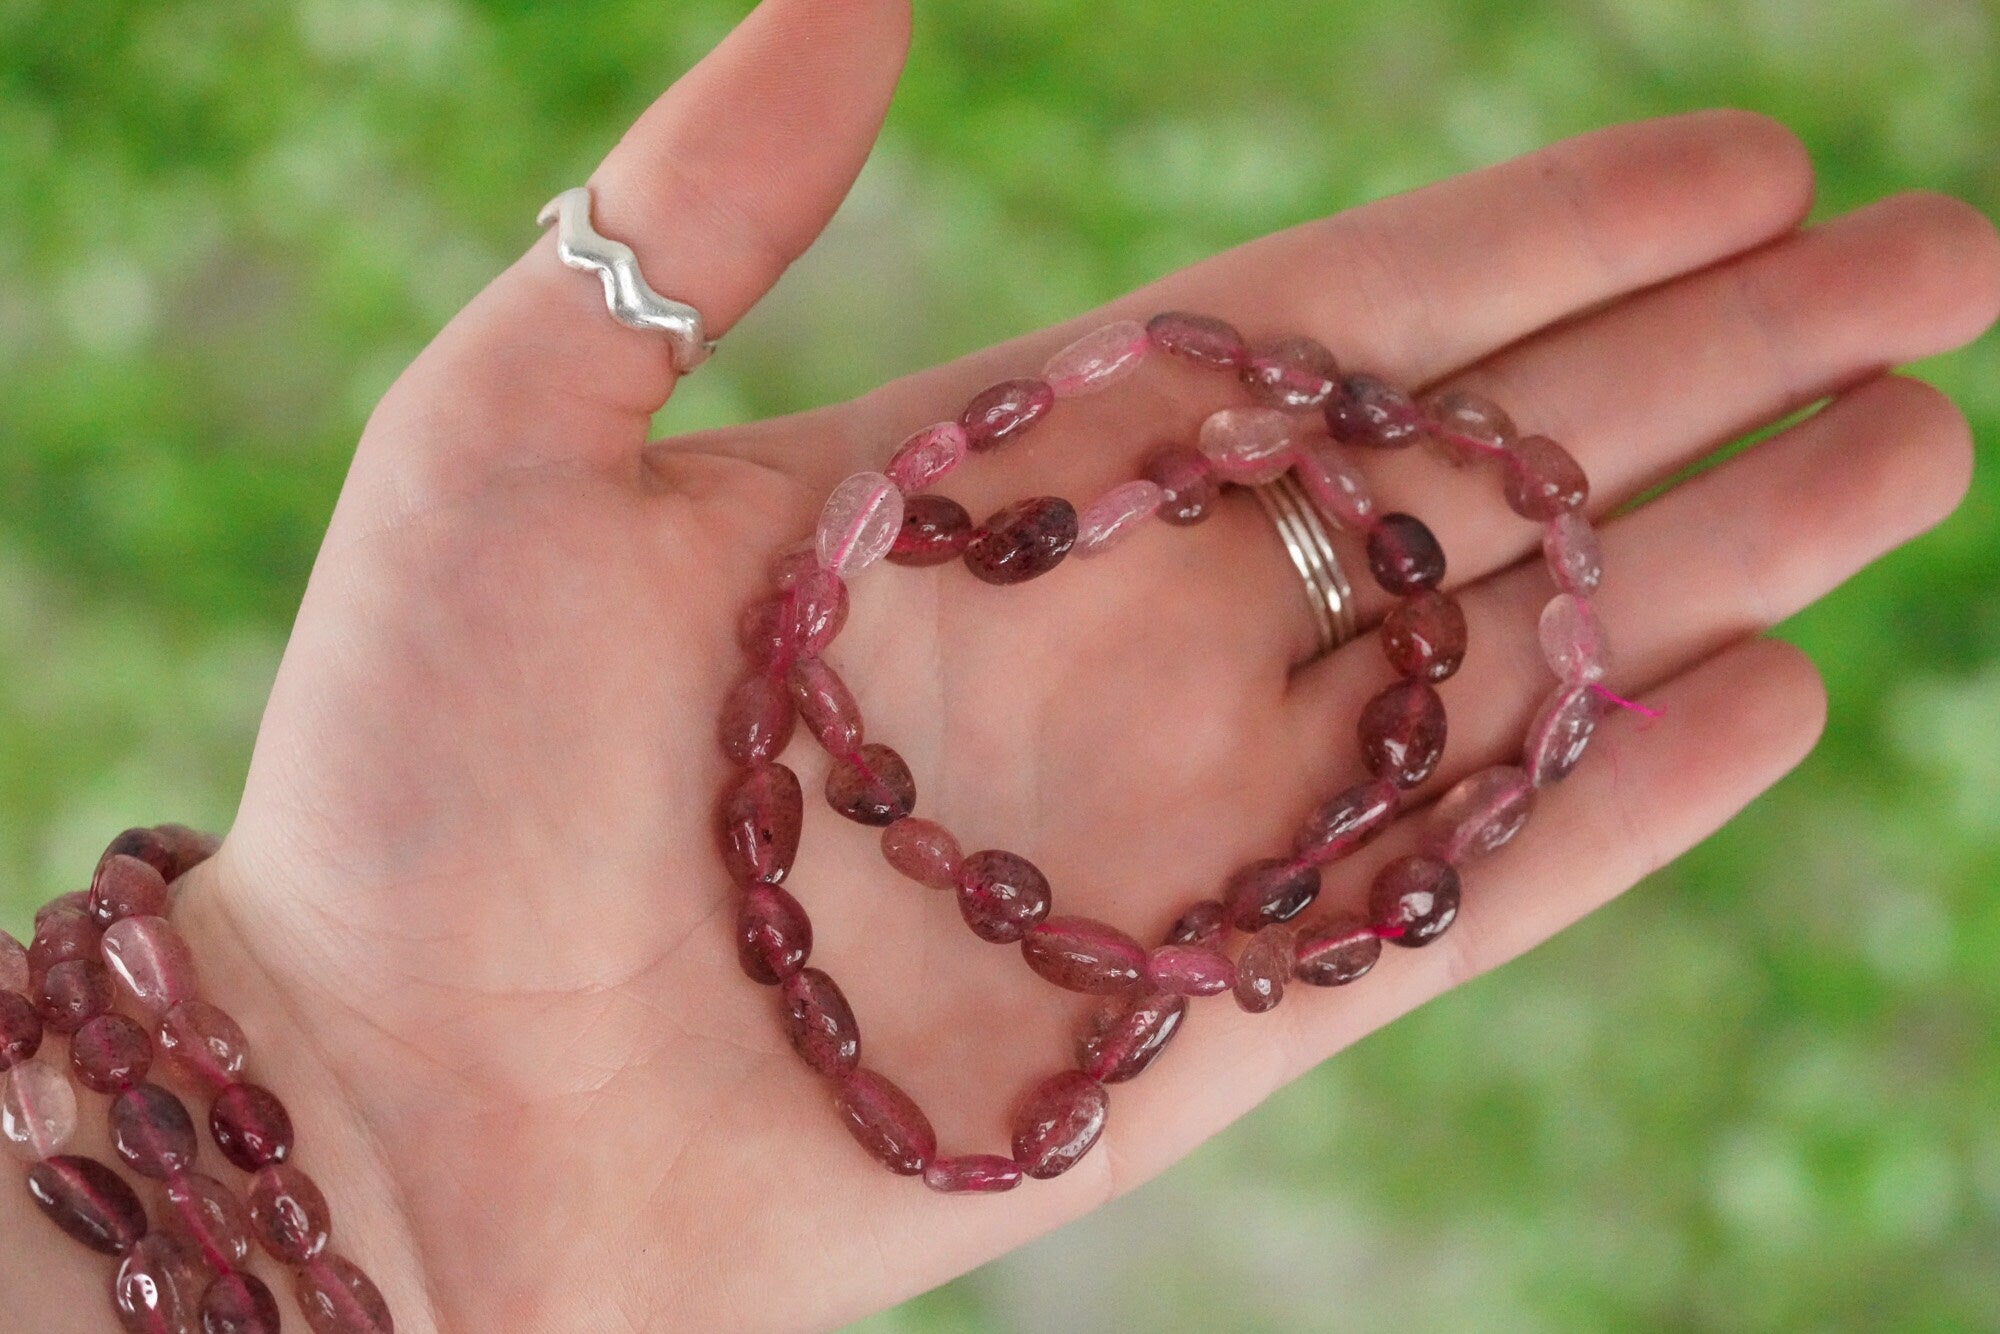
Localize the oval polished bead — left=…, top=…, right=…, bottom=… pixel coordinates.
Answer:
left=960, top=377, right=1055, bottom=450
left=884, top=421, right=969, bottom=493
left=768, top=544, right=820, bottom=591
left=1043, top=319, right=1148, bottom=397
left=110, top=1082, right=199, bottom=1179
left=294, top=1254, right=395, bottom=1334
left=1540, top=593, right=1609, bottom=684
left=1526, top=684, right=1603, bottom=787
left=29, top=906, right=101, bottom=977
left=102, top=915, right=198, bottom=1019
left=1196, top=406, right=1298, bottom=484
left=36, top=890, right=92, bottom=930
left=163, top=1172, right=253, bottom=1270
left=1021, top=917, right=1147, bottom=994
left=1325, top=373, right=1424, bottom=449
left=1292, top=913, right=1383, bottom=986
left=1427, top=766, right=1537, bottom=863
left=834, top=1069, right=936, bottom=1175
left=815, top=471, right=904, bottom=577
left=2, top=1058, right=78, bottom=1160
left=1074, top=480, right=1163, bottom=556
left=775, top=568, right=849, bottom=662
left=1224, top=857, right=1321, bottom=932
left=1293, top=778, right=1400, bottom=865
left=1380, top=590, right=1469, bottom=683
left=199, top=1270, right=283, bottom=1334
left=1241, top=335, right=1340, bottom=410
left=1357, top=680, right=1448, bottom=788
left=824, top=743, right=917, bottom=826
left=735, top=596, right=792, bottom=671
left=779, top=967, right=860, bottom=1077
left=718, top=673, right=796, bottom=766
left=158, top=1002, right=248, bottom=1090
left=1421, top=387, right=1516, bottom=465
left=103, top=826, right=179, bottom=882
left=248, top=1162, right=331, bottom=1264
left=1145, top=945, right=1234, bottom=997
left=0, top=928, right=27, bottom=993
left=0, top=990, right=42, bottom=1071
left=151, top=824, right=220, bottom=883
left=39, top=959, right=115, bottom=1034
left=1011, top=1070, right=1108, bottom=1180
left=1144, top=310, right=1247, bottom=369
left=963, top=497, right=1077, bottom=585
left=923, top=1153, right=1023, bottom=1195
left=736, top=883, right=813, bottom=985
left=72, top=1013, right=153, bottom=1093
left=112, top=1232, right=204, bottom=1334
left=787, top=656, right=864, bottom=756
left=1141, top=445, right=1221, bottom=525
left=954, top=850, right=1053, bottom=944
left=1294, top=444, right=1376, bottom=531
left=880, top=817, right=962, bottom=890
left=719, top=762, right=803, bottom=888
left=1369, top=855, right=1462, bottom=947
left=1505, top=434, right=1589, bottom=519
left=886, top=494, right=974, bottom=567
left=25, top=1155, right=147, bottom=1255
left=209, top=1083, right=294, bottom=1172
left=1161, top=899, right=1229, bottom=950
left=89, top=854, right=171, bottom=927
left=1366, top=513, right=1447, bottom=595
left=1543, top=511, right=1603, bottom=595
left=1076, top=990, right=1185, bottom=1084
left=1233, top=925, right=1293, bottom=1014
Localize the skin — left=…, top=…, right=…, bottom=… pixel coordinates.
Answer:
left=5, top=0, right=1998, bottom=1329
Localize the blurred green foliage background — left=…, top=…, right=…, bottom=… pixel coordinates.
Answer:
left=2, top=0, right=1997, bottom=1328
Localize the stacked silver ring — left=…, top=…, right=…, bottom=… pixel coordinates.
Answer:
left=1253, top=473, right=1359, bottom=659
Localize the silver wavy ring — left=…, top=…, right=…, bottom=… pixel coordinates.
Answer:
left=537, top=185, right=716, bottom=373
left=1253, top=472, right=1359, bottom=659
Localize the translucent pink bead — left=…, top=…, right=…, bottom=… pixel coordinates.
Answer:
left=1224, top=858, right=1321, bottom=931
left=1145, top=945, right=1234, bottom=997
left=824, top=743, right=916, bottom=826
left=923, top=1153, right=1023, bottom=1194
left=1325, top=373, right=1423, bottom=449
left=1526, top=684, right=1604, bottom=787
left=1294, top=444, right=1375, bottom=531
left=101, top=826, right=178, bottom=882
left=38, top=958, right=113, bottom=1034
left=1293, top=778, right=1399, bottom=865
left=158, top=1001, right=248, bottom=1089
left=1043, top=319, right=1148, bottom=397
left=718, top=673, right=795, bottom=766
left=1197, top=407, right=1300, bottom=484
left=960, top=378, right=1055, bottom=450
left=963, top=497, right=1077, bottom=585
left=199, top=1271, right=282, bottom=1334
left=109, top=1082, right=199, bottom=1179
left=1420, top=387, right=1516, bottom=466
left=0, top=928, right=26, bottom=993
left=834, top=1068, right=935, bottom=1175
left=1369, top=855, right=1461, bottom=946
left=88, top=853, right=170, bottom=927
left=0, top=991, right=42, bottom=1070
left=1, top=1058, right=78, bottom=1160
left=294, top=1254, right=394, bottom=1334
left=26, top=1155, right=146, bottom=1256
left=954, top=850, right=1053, bottom=944
left=1162, top=899, right=1229, bottom=949
left=150, top=823, right=220, bottom=882
left=719, top=762, right=803, bottom=888
left=815, top=471, right=904, bottom=577
left=1539, top=593, right=1609, bottom=684
left=1241, top=335, right=1339, bottom=410
left=776, top=568, right=849, bottom=662
left=1074, top=480, right=1163, bottom=556
left=787, top=656, right=864, bottom=755
left=1021, top=917, right=1147, bottom=994
left=884, top=421, right=969, bottom=492
left=768, top=543, right=820, bottom=590
left=1011, top=1070, right=1107, bottom=1179
left=113, top=1232, right=205, bottom=1334
left=880, top=818, right=962, bottom=890
left=1543, top=511, right=1603, bottom=595
left=102, top=915, right=198, bottom=1018
left=1365, top=513, right=1447, bottom=595
left=248, top=1162, right=332, bottom=1263
left=1076, top=991, right=1185, bottom=1084
left=1427, top=766, right=1537, bottom=863
left=1292, top=914, right=1382, bottom=986
left=736, top=884, right=812, bottom=985
left=1380, top=590, right=1469, bottom=683
left=1357, top=680, right=1448, bottom=788
left=1233, top=925, right=1293, bottom=1014
left=163, top=1171, right=253, bottom=1269
left=1144, top=311, right=1247, bottom=369
left=71, top=1013, right=152, bottom=1093
left=1504, top=435, right=1589, bottom=520
left=28, top=905, right=100, bottom=976
left=1141, top=445, right=1220, bottom=525
left=208, top=1082, right=295, bottom=1171
left=780, top=967, right=860, bottom=1077
left=36, top=890, right=91, bottom=930
left=887, top=494, right=974, bottom=567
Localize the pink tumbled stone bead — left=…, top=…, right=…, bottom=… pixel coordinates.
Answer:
left=955, top=850, right=1053, bottom=944
left=960, top=378, right=1056, bottom=450
left=1543, top=511, right=1603, bottom=595
left=88, top=853, right=170, bottom=927
left=1, top=1058, right=78, bottom=1160
left=1233, top=925, right=1293, bottom=1014
left=1539, top=593, right=1609, bottom=684
left=1145, top=945, right=1234, bottom=997
left=1142, top=445, right=1221, bottom=525
left=1427, top=765, right=1537, bottom=863
left=108, top=1082, right=199, bottom=1180
left=0, top=992, right=40, bottom=1070
left=923, top=1153, right=1023, bottom=1195
left=1011, top=1070, right=1108, bottom=1179
left=163, top=1171, right=253, bottom=1269
left=158, top=1000, right=248, bottom=1089
left=1504, top=434, right=1589, bottom=520
left=884, top=421, right=969, bottom=493
left=1163, top=899, right=1229, bottom=949
left=1197, top=406, right=1300, bottom=484
left=835, top=1068, right=936, bottom=1175
left=1292, top=913, right=1383, bottom=986
left=1294, top=444, right=1376, bottom=531
left=1293, top=777, right=1400, bottom=865
left=1241, top=335, right=1340, bottom=410
left=1076, top=990, right=1185, bottom=1084
left=1074, top=480, right=1164, bottom=556
left=787, top=656, right=865, bottom=756
left=1145, top=311, right=1247, bottom=369
left=718, top=673, right=796, bottom=766
left=815, top=471, right=904, bottom=577
left=199, top=1271, right=282, bottom=1334
left=1224, top=857, right=1321, bottom=932
left=295, top=1254, right=395, bottom=1334
left=1021, top=917, right=1147, bottom=994
left=1043, top=319, right=1148, bottom=397
left=113, top=1232, right=205, bottom=1334
left=101, top=915, right=198, bottom=1019
left=719, top=762, right=803, bottom=888
left=248, top=1162, right=333, bottom=1263
left=880, top=817, right=962, bottom=890
left=1526, top=683, right=1604, bottom=787
left=0, top=928, right=26, bottom=993
left=1420, top=388, right=1517, bottom=466
left=780, top=967, right=861, bottom=1077
left=737, top=883, right=813, bottom=985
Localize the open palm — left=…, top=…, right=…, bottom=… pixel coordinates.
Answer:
left=12, top=1, right=1996, bottom=1329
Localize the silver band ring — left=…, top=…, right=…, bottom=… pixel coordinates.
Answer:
left=537, top=186, right=716, bottom=373
left=1253, top=472, right=1359, bottom=659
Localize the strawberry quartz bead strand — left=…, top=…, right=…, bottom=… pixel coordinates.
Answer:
left=1011, top=1070, right=1107, bottom=1179
left=815, top=471, right=904, bottom=577
left=960, top=378, right=1055, bottom=450
left=1042, top=320, right=1148, bottom=397
left=1074, top=480, right=1164, bottom=556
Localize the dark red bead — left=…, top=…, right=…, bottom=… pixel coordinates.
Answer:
left=834, top=1069, right=936, bottom=1175
left=1504, top=434, right=1589, bottom=520
left=963, top=497, right=1077, bottom=585
left=1162, top=899, right=1229, bottom=949
left=719, top=762, right=803, bottom=887
left=954, top=850, right=1053, bottom=944
left=208, top=1083, right=293, bottom=1171
left=1140, top=445, right=1221, bottom=526
left=736, top=883, right=812, bottom=985
left=1325, top=373, right=1424, bottom=449
left=1144, top=311, right=1247, bottom=369
left=39, top=958, right=114, bottom=1034
left=199, top=1270, right=282, bottom=1334
left=0, top=991, right=42, bottom=1070
left=102, top=826, right=178, bottom=882
left=1293, top=778, right=1400, bottom=865
left=1368, top=855, right=1461, bottom=947
left=1076, top=990, right=1185, bottom=1084
left=247, top=1162, right=331, bottom=1264
left=1020, top=917, right=1147, bottom=994
left=110, top=1082, right=199, bottom=1179
left=24, top=1155, right=147, bottom=1255
left=1224, top=857, right=1320, bottom=932
left=923, top=1154, right=1023, bottom=1194
left=1357, top=680, right=1448, bottom=788
left=887, top=494, right=974, bottom=567
left=824, top=743, right=916, bottom=826
left=1292, top=913, right=1384, bottom=986
left=89, top=854, right=171, bottom=927
left=1240, top=335, right=1340, bottom=410
left=1233, top=925, right=1293, bottom=1013
left=150, top=824, right=220, bottom=882
left=1380, top=590, right=1469, bottom=683
left=1365, top=513, right=1446, bottom=595
left=1011, top=1070, right=1107, bottom=1179
left=718, top=673, right=796, bottom=766
left=71, top=1013, right=153, bottom=1092
left=960, top=378, right=1054, bottom=450
left=779, top=967, right=860, bottom=1077
left=294, top=1254, right=395, bottom=1334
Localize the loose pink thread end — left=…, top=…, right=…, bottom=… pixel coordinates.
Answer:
left=1591, top=682, right=1665, bottom=726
